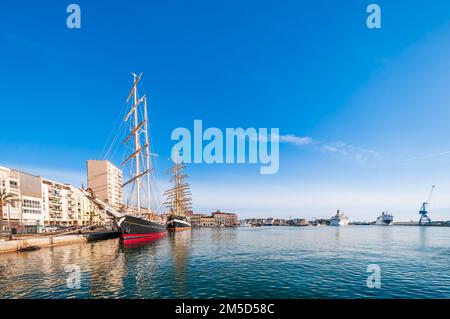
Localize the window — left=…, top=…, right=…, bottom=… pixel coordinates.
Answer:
left=23, top=199, right=41, bottom=209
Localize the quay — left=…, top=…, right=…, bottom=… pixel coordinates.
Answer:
left=0, top=230, right=119, bottom=254
left=394, top=221, right=450, bottom=227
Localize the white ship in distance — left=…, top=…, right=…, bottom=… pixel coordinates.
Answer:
left=376, top=212, right=394, bottom=226
left=329, top=210, right=349, bottom=226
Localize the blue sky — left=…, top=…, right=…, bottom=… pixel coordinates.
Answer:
left=2, top=0, right=450, bottom=221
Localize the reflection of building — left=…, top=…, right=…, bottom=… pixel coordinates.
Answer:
left=87, top=160, right=123, bottom=211
left=189, top=210, right=238, bottom=227
left=0, top=165, right=104, bottom=230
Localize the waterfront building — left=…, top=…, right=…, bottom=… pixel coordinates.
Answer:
left=42, top=178, right=104, bottom=226
left=189, top=210, right=239, bottom=227
left=212, top=210, right=239, bottom=227
left=18, top=170, right=45, bottom=228
left=0, top=167, right=23, bottom=231
left=189, top=213, right=208, bottom=227
left=287, top=218, right=310, bottom=226
left=199, top=216, right=216, bottom=227
left=1, top=165, right=104, bottom=231
left=87, top=160, right=123, bottom=211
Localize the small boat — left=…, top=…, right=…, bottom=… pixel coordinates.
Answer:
left=18, top=246, right=41, bottom=252
left=376, top=212, right=394, bottom=226
left=329, top=210, right=349, bottom=226
left=240, top=221, right=252, bottom=227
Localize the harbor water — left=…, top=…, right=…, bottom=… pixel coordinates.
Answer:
left=0, top=226, right=449, bottom=298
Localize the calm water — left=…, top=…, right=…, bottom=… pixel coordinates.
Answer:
left=1, top=226, right=450, bottom=299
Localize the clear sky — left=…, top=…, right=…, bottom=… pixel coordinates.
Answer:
left=2, top=0, right=450, bottom=221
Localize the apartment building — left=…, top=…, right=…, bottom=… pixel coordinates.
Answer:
left=0, top=166, right=21, bottom=230
left=212, top=210, right=239, bottom=227
left=87, top=160, right=123, bottom=211
left=1, top=165, right=104, bottom=231
left=18, top=170, right=44, bottom=226
left=189, top=210, right=239, bottom=227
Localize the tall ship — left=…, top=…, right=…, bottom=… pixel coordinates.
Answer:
left=376, top=212, right=394, bottom=226
left=85, top=73, right=166, bottom=243
left=329, top=210, right=349, bottom=226
left=164, top=161, right=192, bottom=231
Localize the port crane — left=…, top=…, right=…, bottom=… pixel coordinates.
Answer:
left=419, top=185, right=435, bottom=225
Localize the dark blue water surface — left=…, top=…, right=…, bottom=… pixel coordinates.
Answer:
left=0, top=226, right=449, bottom=298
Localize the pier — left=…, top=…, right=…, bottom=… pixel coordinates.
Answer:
left=0, top=230, right=119, bottom=254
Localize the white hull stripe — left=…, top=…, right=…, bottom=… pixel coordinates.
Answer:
left=167, top=219, right=191, bottom=227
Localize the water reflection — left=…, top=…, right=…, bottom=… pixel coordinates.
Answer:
left=169, top=230, right=191, bottom=298
left=419, top=226, right=429, bottom=249
left=1, top=227, right=450, bottom=298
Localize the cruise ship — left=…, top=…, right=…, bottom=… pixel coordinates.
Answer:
left=329, top=210, right=349, bottom=226
left=376, top=212, right=394, bottom=226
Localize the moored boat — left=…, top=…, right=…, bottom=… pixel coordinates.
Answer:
left=166, top=215, right=191, bottom=231
left=165, top=162, right=192, bottom=231
left=375, top=212, right=394, bottom=226
left=85, top=73, right=167, bottom=243
left=329, top=210, right=349, bottom=226
left=117, top=215, right=166, bottom=243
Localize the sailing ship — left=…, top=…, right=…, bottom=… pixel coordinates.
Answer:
left=111, top=73, right=166, bottom=243
left=329, top=210, right=349, bottom=226
left=82, top=73, right=166, bottom=244
left=164, top=161, right=192, bottom=231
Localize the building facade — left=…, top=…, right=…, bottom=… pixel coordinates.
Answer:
left=87, top=160, right=123, bottom=211
left=1, top=166, right=104, bottom=232
left=190, top=210, right=239, bottom=227
left=42, top=178, right=103, bottom=226
left=212, top=210, right=239, bottom=227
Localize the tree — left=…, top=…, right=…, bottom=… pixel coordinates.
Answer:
left=0, top=189, right=17, bottom=235
left=86, top=210, right=99, bottom=225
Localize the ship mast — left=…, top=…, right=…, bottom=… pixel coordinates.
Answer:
left=164, top=162, right=192, bottom=216
left=121, top=73, right=152, bottom=216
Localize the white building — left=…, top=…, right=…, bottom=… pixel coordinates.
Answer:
left=1, top=166, right=104, bottom=231
left=87, top=160, right=123, bottom=211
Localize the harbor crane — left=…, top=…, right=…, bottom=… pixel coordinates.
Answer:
left=419, top=185, right=435, bottom=225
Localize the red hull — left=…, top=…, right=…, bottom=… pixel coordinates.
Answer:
left=120, top=231, right=166, bottom=244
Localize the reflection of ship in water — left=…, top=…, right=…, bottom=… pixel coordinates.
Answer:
left=169, top=231, right=191, bottom=298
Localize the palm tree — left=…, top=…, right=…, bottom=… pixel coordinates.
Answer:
left=86, top=210, right=99, bottom=226
left=0, top=189, right=17, bottom=235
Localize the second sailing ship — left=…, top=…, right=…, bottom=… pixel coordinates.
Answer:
left=165, top=162, right=192, bottom=231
